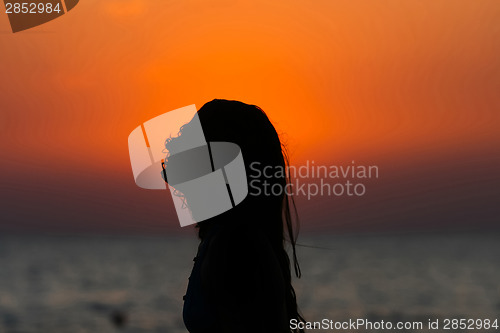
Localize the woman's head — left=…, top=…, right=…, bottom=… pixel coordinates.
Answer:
left=165, top=99, right=290, bottom=225
left=199, top=99, right=287, bottom=218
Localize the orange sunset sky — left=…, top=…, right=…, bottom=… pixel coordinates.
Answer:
left=1, top=0, right=499, bottom=234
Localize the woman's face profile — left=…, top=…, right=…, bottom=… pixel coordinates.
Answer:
left=163, top=108, right=250, bottom=225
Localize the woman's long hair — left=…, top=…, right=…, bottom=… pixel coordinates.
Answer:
left=166, top=99, right=305, bottom=332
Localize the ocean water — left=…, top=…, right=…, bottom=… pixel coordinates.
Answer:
left=0, top=232, right=499, bottom=332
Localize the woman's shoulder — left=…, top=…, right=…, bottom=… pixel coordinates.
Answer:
left=200, top=223, right=289, bottom=332
left=202, top=224, right=285, bottom=290
left=207, top=224, right=273, bottom=262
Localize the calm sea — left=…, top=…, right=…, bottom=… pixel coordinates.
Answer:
left=0, top=232, right=499, bottom=332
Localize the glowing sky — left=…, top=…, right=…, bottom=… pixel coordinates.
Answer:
left=1, top=0, right=499, bottom=233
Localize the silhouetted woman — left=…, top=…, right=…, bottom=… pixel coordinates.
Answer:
left=164, top=99, right=305, bottom=333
